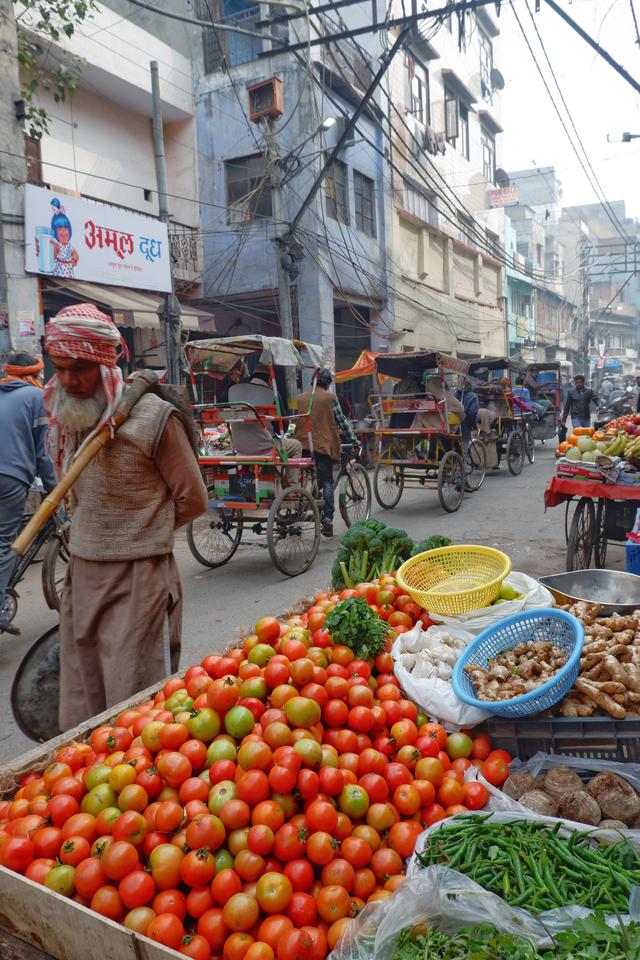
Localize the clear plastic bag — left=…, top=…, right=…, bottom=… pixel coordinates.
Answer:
left=429, top=571, right=554, bottom=635
left=392, top=623, right=490, bottom=729
left=470, top=752, right=640, bottom=841
left=327, top=864, right=627, bottom=960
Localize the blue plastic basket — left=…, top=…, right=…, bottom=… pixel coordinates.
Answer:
left=452, top=609, right=584, bottom=719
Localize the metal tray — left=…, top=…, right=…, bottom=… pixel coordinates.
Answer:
left=539, top=569, right=640, bottom=616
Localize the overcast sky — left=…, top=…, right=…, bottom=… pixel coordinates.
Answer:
left=499, top=0, right=640, bottom=220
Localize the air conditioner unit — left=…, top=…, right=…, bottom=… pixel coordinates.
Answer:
left=247, top=78, right=284, bottom=123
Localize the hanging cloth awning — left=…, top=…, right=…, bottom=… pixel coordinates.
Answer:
left=335, top=351, right=380, bottom=383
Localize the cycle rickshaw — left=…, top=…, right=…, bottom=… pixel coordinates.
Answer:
left=184, top=336, right=370, bottom=576
left=527, top=361, right=562, bottom=444
left=370, top=351, right=487, bottom=514
left=468, top=357, right=530, bottom=475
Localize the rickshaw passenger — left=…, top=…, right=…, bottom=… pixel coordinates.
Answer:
left=523, top=368, right=551, bottom=420
left=390, top=375, right=420, bottom=428
left=228, top=364, right=302, bottom=459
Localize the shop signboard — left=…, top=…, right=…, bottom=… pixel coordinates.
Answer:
left=24, top=184, right=171, bottom=293
left=489, top=185, right=519, bottom=208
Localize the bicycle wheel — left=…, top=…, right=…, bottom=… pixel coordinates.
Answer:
left=524, top=422, right=535, bottom=464
left=338, top=463, right=372, bottom=527
left=464, top=438, right=487, bottom=492
left=42, top=536, right=69, bottom=612
left=566, top=497, right=595, bottom=571
left=506, top=430, right=525, bottom=476
left=187, top=485, right=243, bottom=568
left=267, top=486, right=320, bottom=577
left=594, top=499, right=608, bottom=568
left=437, top=450, right=465, bottom=513
left=2, top=589, right=18, bottom=625
left=373, top=463, right=403, bottom=509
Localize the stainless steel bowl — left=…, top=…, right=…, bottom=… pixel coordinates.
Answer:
left=539, top=569, right=640, bottom=616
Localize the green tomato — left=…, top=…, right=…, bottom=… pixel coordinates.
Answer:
left=198, top=769, right=211, bottom=786
left=248, top=643, right=276, bottom=667
left=224, top=705, right=254, bottom=740
left=81, top=783, right=117, bottom=816
left=446, top=733, right=473, bottom=760
left=239, top=677, right=268, bottom=701
left=293, top=737, right=322, bottom=769
left=187, top=707, right=221, bottom=742
left=208, top=779, right=237, bottom=815
left=338, top=784, right=369, bottom=819
left=45, top=864, right=76, bottom=897
left=214, top=848, right=234, bottom=872
left=416, top=711, right=429, bottom=728
left=84, top=764, right=112, bottom=791
left=165, top=690, right=193, bottom=715
left=207, top=739, right=237, bottom=765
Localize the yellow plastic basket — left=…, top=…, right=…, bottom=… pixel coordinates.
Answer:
left=396, top=545, right=512, bottom=616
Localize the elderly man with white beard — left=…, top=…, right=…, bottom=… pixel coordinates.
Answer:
left=44, top=303, right=208, bottom=730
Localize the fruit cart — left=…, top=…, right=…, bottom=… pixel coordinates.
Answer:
left=544, top=474, right=640, bottom=570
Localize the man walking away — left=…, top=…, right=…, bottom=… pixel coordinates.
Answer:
left=44, top=303, right=208, bottom=730
left=294, top=368, right=358, bottom=538
left=561, top=375, right=598, bottom=430
left=0, top=353, right=57, bottom=635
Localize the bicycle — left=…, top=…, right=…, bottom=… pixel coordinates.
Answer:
left=2, top=506, right=70, bottom=627
left=336, top=443, right=372, bottom=527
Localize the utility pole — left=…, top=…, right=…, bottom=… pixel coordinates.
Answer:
left=150, top=61, right=181, bottom=385
left=264, top=119, right=297, bottom=405
left=578, top=238, right=592, bottom=378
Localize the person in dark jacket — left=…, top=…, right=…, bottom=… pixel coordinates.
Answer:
left=0, top=353, right=57, bottom=635
left=561, top=375, right=599, bottom=429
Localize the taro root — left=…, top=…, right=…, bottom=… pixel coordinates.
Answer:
left=557, top=789, right=602, bottom=826
left=599, top=819, right=628, bottom=831
left=518, top=790, right=558, bottom=818
left=502, top=771, right=538, bottom=800
left=587, top=772, right=640, bottom=826
left=541, top=766, right=583, bottom=801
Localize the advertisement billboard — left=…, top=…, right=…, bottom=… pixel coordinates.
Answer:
left=24, top=184, right=171, bottom=293
left=489, top=186, right=519, bottom=208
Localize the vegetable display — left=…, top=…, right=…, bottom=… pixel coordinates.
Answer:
left=555, top=602, right=640, bottom=717
left=0, top=576, right=500, bottom=960
left=504, top=766, right=640, bottom=827
left=415, top=814, right=640, bottom=912
left=331, top=521, right=447, bottom=590
left=390, top=915, right=640, bottom=960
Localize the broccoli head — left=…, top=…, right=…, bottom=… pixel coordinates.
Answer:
left=411, top=535, right=453, bottom=556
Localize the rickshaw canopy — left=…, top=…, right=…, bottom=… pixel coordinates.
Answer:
left=468, top=356, right=527, bottom=376
left=335, top=350, right=380, bottom=383
left=526, top=361, right=561, bottom=372
left=373, top=351, right=469, bottom=380
left=185, top=335, right=323, bottom=373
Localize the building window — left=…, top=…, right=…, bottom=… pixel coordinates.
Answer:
left=485, top=229, right=500, bottom=259
left=402, top=179, right=438, bottom=227
left=536, top=243, right=543, bottom=267
left=325, top=158, right=349, bottom=225
left=354, top=171, right=376, bottom=237
left=478, top=25, right=493, bottom=96
left=196, top=0, right=262, bottom=72
left=225, top=154, right=272, bottom=224
left=445, top=86, right=470, bottom=160
left=511, top=287, right=533, bottom=318
left=405, top=54, right=430, bottom=126
left=458, top=210, right=474, bottom=246
left=481, top=125, right=495, bottom=183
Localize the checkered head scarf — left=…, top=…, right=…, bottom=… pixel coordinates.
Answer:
left=44, top=303, right=127, bottom=476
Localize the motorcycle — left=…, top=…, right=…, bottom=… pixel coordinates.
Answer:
left=594, top=386, right=634, bottom=429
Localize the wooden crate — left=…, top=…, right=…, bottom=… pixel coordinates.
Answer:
left=0, top=594, right=317, bottom=959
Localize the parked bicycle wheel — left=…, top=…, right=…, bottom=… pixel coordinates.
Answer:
left=524, top=421, right=535, bottom=464
left=42, top=535, right=70, bottom=612
left=464, top=438, right=487, bottom=492
left=338, top=462, right=372, bottom=527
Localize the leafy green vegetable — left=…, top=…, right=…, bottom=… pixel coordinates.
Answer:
left=331, top=519, right=415, bottom=588
left=325, top=597, right=391, bottom=660
left=410, top=535, right=453, bottom=557
left=390, top=915, right=640, bottom=960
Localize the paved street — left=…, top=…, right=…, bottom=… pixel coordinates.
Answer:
left=0, top=446, right=625, bottom=763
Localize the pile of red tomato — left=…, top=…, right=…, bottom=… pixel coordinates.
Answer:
left=0, top=576, right=511, bottom=960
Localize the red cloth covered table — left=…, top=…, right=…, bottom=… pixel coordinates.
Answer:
left=545, top=476, right=640, bottom=508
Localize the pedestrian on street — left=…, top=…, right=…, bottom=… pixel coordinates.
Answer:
left=0, top=353, right=57, bottom=635
left=561, top=374, right=599, bottom=430
left=44, top=303, right=208, bottom=731
left=294, top=367, right=359, bottom=539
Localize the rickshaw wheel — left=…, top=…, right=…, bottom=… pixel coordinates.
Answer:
left=187, top=487, right=243, bottom=568
left=338, top=463, right=372, bottom=527
left=566, top=497, right=595, bottom=571
left=524, top=422, right=535, bottom=464
left=594, top=499, right=608, bottom=568
left=373, top=464, right=403, bottom=509
left=267, top=486, right=320, bottom=577
left=2, top=588, right=18, bottom=624
left=464, top=438, right=487, bottom=492
left=437, top=450, right=465, bottom=513
left=42, top=535, right=69, bottom=611
left=506, top=430, right=525, bottom=476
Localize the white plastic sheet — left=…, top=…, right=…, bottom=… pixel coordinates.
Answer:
left=428, top=571, right=554, bottom=635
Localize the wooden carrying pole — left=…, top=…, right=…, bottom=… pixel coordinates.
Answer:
left=11, top=370, right=159, bottom=558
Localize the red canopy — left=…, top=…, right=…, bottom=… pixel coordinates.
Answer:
left=335, top=351, right=379, bottom=383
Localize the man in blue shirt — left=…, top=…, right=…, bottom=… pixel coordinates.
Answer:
left=0, top=353, right=56, bottom=635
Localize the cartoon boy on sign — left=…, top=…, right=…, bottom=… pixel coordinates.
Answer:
left=35, top=197, right=79, bottom=278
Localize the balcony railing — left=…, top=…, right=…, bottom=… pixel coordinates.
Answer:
left=169, top=226, right=200, bottom=275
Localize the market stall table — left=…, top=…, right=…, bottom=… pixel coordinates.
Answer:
left=544, top=475, right=640, bottom=571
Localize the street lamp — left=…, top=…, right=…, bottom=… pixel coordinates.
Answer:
left=607, top=132, right=640, bottom=142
